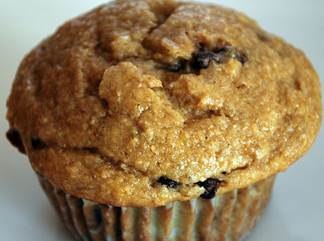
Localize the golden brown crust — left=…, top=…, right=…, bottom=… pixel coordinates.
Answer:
left=7, top=0, right=322, bottom=206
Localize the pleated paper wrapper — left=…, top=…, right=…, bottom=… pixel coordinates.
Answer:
left=37, top=174, right=275, bottom=241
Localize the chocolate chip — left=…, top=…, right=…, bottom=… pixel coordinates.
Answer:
left=235, top=52, right=248, bottom=65
left=158, top=176, right=180, bottom=188
left=6, top=129, right=25, bottom=153
left=200, top=190, right=217, bottom=199
left=191, top=49, right=221, bottom=69
left=31, top=137, right=47, bottom=150
left=164, top=59, right=188, bottom=72
left=83, top=147, right=98, bottom=154
left=215, top=46, right=248, bottom=65
left=196, top=178, right=221, bottom=199
left=101, top=99, right=108, bottom=109
left=164, top=45, right=248, bottom=74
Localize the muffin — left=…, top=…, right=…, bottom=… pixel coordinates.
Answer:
left=6, top=0, right=322, bottom=240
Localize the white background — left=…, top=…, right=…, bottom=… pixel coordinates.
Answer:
left=0, top=1, right=323, bottom=241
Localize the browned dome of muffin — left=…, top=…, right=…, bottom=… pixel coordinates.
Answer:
left=7, top=0, right=322, bottom=207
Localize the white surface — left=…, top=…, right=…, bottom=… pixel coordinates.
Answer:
left=0, top=0, right=323, bottom=240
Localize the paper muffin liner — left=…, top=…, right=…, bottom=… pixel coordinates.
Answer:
left=37, top=174, right=275, bottom=241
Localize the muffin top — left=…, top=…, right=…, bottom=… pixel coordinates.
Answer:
left=7, top=0, right=322, bottom=207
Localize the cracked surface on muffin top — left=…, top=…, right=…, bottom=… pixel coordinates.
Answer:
left=7, top=0, right=322, bottom=206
